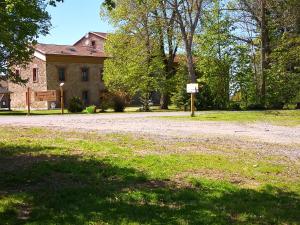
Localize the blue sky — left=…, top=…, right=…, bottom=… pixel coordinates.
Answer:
left=38, top=0, right=113, bottom=45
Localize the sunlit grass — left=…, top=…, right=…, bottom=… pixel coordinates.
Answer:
left=0, top=105, right=179, bottom=116
left=161, top=110, right=300, bottom=126
left=0, top=127, right=299, bottom=224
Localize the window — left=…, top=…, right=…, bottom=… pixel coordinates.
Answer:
left=33, top=68, right=38, bottom=82
left=91, top=40, right=96, bottom=48
left=82, top=91, right=89, bottom=105
left=58, top=68, right=65, bottom=81
left=82, top=68, right=89, bottom=81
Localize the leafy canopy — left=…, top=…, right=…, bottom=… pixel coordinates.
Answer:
left=0, top=0, right=63, bottom=82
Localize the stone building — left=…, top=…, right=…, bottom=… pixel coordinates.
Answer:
left=8, top=32, right=108, bottom=110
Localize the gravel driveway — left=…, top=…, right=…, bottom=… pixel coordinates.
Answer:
left=1, top=112, right=299, bottom=145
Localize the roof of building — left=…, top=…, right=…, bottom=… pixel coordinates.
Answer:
left=90, top=32, right=108, bottom=39
left=73, top=32, right=108, bottom=46
left=35, top=43, right=107, bottom=58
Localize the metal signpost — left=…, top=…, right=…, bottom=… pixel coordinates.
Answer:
left=186, top=83, right=199, bottom=117
left=60, top=83, right=65, bottom=114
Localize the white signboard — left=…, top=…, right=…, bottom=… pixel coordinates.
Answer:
left=187, top=83, right=199, bottom=93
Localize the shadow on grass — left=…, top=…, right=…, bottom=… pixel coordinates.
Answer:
left=0, top=144, right=299, bottom=225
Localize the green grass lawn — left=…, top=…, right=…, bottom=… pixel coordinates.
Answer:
left=162, top=110, right=300, bottom=126
left=0, top=109, right=68, bottom=116
left=0, top=106, right=178, bottom=116
left=0, top=127, right=299, bottom=224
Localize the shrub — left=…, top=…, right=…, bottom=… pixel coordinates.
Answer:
left=195, top=84, right=214, bottom=110
left=269, top=102, right=284, bottom=110
left=247, top=103, right=266, bottom=110
left=228, top=102, right=241, bottom=111
left=68, top=97, right=84, bottom=113
left=112, top=95, right=126, bottom=112
left=86, top=105, right=96, bottom=114
left=99, top=92, right=113, bottom=112
left=171, top=90, right=189, bottom=110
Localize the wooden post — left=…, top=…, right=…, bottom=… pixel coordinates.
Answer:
left=60, top=86, right=64, bottom=114
left=27, top=87, right=31, bottom=116
left=191, top=93, right=195, bottom=117
left=8, top=95, right=11, bottom=111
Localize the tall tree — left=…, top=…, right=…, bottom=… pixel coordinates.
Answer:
left=225, top=0, right=271, bottom=106
left=102, top=0, right=179, bottom=109
left=101, top=0, right=165, bottom=111
left=236, top=0, right=270, bottom=106
left=230, top=0, right=300, bottom=107
left=266, top=0, right=300, bottom=106
left=154, top=0, right=180, bottom=109
left=166, top=0, right=203, bottom=83
left=195, top=0, right=233, bottom=109
left=0, top=0, right=63, bottom=83
left=259, top=0, right=268, bottom=106
left=103, top=33, right=164, bottom=111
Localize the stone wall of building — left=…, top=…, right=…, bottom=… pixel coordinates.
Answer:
left=46, top=59, right=106, bottom=108
left=9, top=57, right=48, bottom=109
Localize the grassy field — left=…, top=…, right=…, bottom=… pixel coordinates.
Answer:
left=161, top=110, right=300, bottom=126
left=0, top=109, right=67, bottom=116
left=0, top=106, right=178, bottom=116
left=0, top=127, right=299, bottom=224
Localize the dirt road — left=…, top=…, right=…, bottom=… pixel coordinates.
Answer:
left=1, top=112, right=299, bottom=145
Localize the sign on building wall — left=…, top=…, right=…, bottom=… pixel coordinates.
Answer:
left=34, top=90, right=58, bottom=102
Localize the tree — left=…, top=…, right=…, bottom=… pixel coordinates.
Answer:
left=103, top=0, right=205, bottom=111
left=227, top=0, right=270, bottom=106
left=165, top=0, right=203, bottom=83
left=103, top=33, right=164, bottom=111
left=231, top=44, right=257, bottom=108
left=102, top=1, right=165, bottom=111
left=266, top=0, right=300, bottom=107
left=195, top=0, right=233, bottom=109
left=103, top=0, right=300, bottom=110
left=240, top=0, right=269, bottom=106
left=171, top=58, right=189, bottom=110
left=154, top=0, right=180, bottom=109
left=230, top=0, right=300, bottom=107
left=0, top=0, right=63, bottom=83
left=103, top=0, right=179, bottom=109
left=165, top=0, right=204, bottom=115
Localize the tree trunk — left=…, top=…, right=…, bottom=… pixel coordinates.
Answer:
left=173, top=0, right=201, bottom=84
left=260, top=0, right=269, bottom=107
left=160, top=93, right=169, bottom=109
left=154, top=6, right=177, bottom=111
left=185, top=44, right=197, bottom=83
